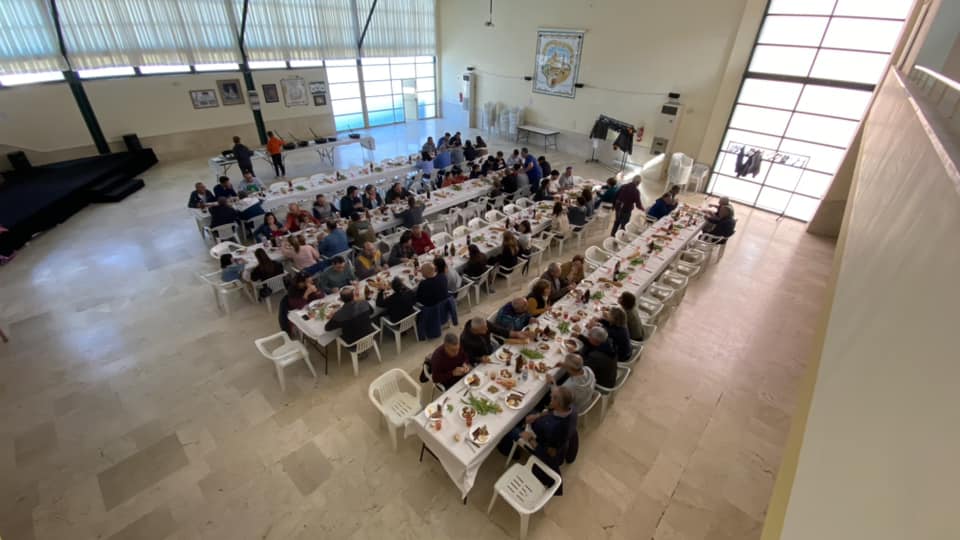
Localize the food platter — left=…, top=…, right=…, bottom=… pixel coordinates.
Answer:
left=465, top=373, right=481, bottom=387
left=504, top=393, right=524, bottom=410
left=468, top=425, right=490, bottom=444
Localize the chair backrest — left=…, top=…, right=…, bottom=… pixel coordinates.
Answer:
left=625, top=222, right=646, bottom=236
left=211, top=223, right=238, bottom=240
left=432, top=232, right=453, bottom=247
left=452, top=225, right=468, bottom=239
left=585, top=246, right=610, bottom=265
left=254, top=272, right=288, bottom=300
left=369, top=369, right=402, bottom=406
left=602, top=238, right=621, bottom=253
left=513, top=197, right=532, bottom=208
left=209, top=241, right=243, bottom=259
left=503, top=204, right=520, bottom=215
left=484, top=210, right=504, bottom=222
left=244, top=213, right=266, bottom=230
left=612, top=365, right=631, bottom=391
left=615, top=230, right=636, bottom=244
left=492, top=194, right=507, bottom=208
left=468, top=218, right=488, bottom=229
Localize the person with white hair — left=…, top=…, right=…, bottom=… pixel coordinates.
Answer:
left=540, top=262, right=572, bottom=302
left=324, top=287, right=375, bottom=344
left=576, top=325, right=617, bottom=387
left=494, top=297, right=532, bottom=332
left=430, top=333, right=471, bottom=387
left=415, top=261, right=448, bottom=308
left=704, top=196, right=736, bottom=238
left=546, top=354, right=596, bottom=413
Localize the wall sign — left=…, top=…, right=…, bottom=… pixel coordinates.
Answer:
left=532, top=29, right=585, bottom=99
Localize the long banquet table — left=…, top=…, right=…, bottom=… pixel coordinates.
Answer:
left=404, top=205, right=706, bottom=497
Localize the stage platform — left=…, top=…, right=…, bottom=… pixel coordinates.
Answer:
left=0, top=149, right=157, bottom=255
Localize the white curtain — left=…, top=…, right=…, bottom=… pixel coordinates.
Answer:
left=241, top=0, right=357, bottom=61
left=56, top=0, right=241, bottom=68
left=0, top=0, right=66, bottom=74
left=358, top=0, right=436, bottom=57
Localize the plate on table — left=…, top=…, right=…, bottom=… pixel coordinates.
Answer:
left=497, top=350, right=512, bottom=362
left=465, top=373, right=482, bottom=387
left=537, top=342, right=551, bottom=352
left=504, top=393, right=525, bottom=410
left=423, top=403, right=446, bottom=419
left=467, top=425, right=490, bottom=445
left=498, top=369, right=514, bottom=379
left=533, top=361, right=550, bottom=374
left=459, top=406, right=477, bottom=420
left=564, top=339, right=580, bottom=352
left=483, top=384, right=503, bottom=398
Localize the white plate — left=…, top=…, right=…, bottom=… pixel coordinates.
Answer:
left=466, top=426, right=490, bottom=445
left=503, top=393, right=525, bottom=410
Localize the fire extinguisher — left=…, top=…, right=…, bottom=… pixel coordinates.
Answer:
left=636, top=125, right=645, bottom=143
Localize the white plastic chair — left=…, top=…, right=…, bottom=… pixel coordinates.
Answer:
left=254, top=332, right=317, bottom=392
left=584, top=246, right=613, bottom=271
left=602, top=237, right=622, bottom=253
left=198, top=270, right=245, bottom=315
left=205, top=223, right=240, bottom=244
left=368, top=368, right=422, bottom=451
left=494, top=261, right=525, bottom=290
left=485, top=209, right=506, bottom=223
left=503, top=204, right=521, bottom=215
left=658, top=270, right=690, bottom=305
left=513, top=197, right=533, bottom=209
left=680, top=248, right=708, bottom=267
left=242, top=214, right=265, bottom=243
left=670, top=259, right=702, bottom=280
left=452, top=225, right=469, bottom=239
left=569, top=225, right=587, bottom=249
left=469, top=265, right=496, bottom=303
left=615, top=229, right=637, bottom=244
left=209, top=241, right=245, bottom=260
left=625, top=221, right=647, bottom=237
left=379, top=310, right=420, bottom=355
left=431, top=232, right=453, bottom=248
left=596, top=365, right=631, bottom=418
left=468, top=217, right=488, bottom=229
left=453, top=277, right=474, bottom=310
left=637, top=296, right=664, bottom=323
left=527, top=234, right=551, bottom=275
left=336, top=324, right=383, bottom=376
left=578, top=390, right=602, bottom=431
left=248, top=273, right=288, bottom=313
left=487, top=455, right=563, bottom=540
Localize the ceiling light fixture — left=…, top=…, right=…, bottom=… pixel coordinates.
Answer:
left=484, top=0, right=495, bottom=27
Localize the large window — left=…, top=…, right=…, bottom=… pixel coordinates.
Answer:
left=327, top=59, right=365, bottom=132
left=708, top=0, right=913, bottom=221
left=361, top=56, right=436, bottom=127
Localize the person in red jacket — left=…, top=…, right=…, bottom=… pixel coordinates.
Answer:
left=284, top=203, right=320, bottom=232
left=410, top=224, right=436, bottom=255
left=430, top=333, right=472, bottom=387
left=611, top=175, right=644, bottom=235
left=266, top=131, right=286, bottom=177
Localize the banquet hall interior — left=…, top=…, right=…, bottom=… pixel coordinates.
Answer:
left=0, top=1, right=957, bottom=539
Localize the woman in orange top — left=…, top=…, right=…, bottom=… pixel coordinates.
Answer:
left=266, top=131, right=285, bottom=177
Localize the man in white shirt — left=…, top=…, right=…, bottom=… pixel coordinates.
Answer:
left=558, top=166, right=576, bottom=189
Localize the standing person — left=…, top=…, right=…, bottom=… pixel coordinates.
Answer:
left=415, top=262, right=449, bottom=308
left=266, top=131, right=286, bottom=177
left=422, top=136, right=437, bottom=156
left=611, top=175, right=644, bottom=235
left=521, top=148, right=542, bottom=193
left=537, top=156, right=552, bottom=179
left=232, top=136, right=254, bottom=175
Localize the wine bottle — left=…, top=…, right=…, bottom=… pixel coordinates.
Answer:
left=613, top=260, right=621, bottom=280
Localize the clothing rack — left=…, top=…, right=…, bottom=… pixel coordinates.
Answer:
left=587, top=114, right=636, bottom=172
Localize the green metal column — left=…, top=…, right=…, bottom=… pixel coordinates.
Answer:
left=239, top=0, right=267, bottom=145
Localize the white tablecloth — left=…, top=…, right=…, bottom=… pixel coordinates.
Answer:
left=404, top=207, right=706, bottom=497
left=207, top=136, right=376, bottom=179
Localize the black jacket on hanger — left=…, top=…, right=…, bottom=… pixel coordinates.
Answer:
left=735, top=147, right=747, bottom=177
left=747, top=150, right=762, bottom=177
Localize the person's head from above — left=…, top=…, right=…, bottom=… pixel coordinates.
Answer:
left=399, top=230, right=413, bottom=246
left=581, top=187, right=593, bottom=200
left=547, top=262, right=561, bottom=278
left=264, top=212, right=278, bottom=226
left=464, top=140, right=473, bottom=149
left=521, top=147, right=530, bottom=157
left=217, top=196, right=229, bottom=207
left=339, top=287, right=355, bottom=303
left=576, top=196, right=587, bottom=207
left=549, top=385, right=574, bottom=412
left=587, top=325, right=608, bottom=346
left=291, top=274, right=309, bottom=293
left=254, top=247, right=272, bottom=267
left=219, top=253, right=234, bottom=268
left=326, top=220, right=338, bottom=231
left=632, top=174, right=642, bottom=185
left=538, top=156, right=547, bottom=164
left=510, top=297, right=528, bottom=313
left=606, top=177, right=617, bottom=187
left=288, top=235, right=302, bottom=250
left=444, top=170, right=454, bottom=181
left=442, top=332, right=460, bottom=356
left=427, top=136, right=434, bottom=143
left=531, top=279, right=551, bottom=300
left=718, top=196, right=730, bottom=206
left=512, top=164, right=522, bottom=172
left=365, top=184, right=377, bottom=197
left=559, top=353, right=585, bottom=377
left=477, top=136, right=485, bottom=144
left=468, top=243, right=482, bottom=259
left=445, top=132, right=451, bottom=138
left=391, top=276, right=407, bottom=293
left=347, top=185, right=358, bottom=198
left=469, top=316, right=488, bottom=335
left=407, top=195, right=417, bottom=208
left=219, top=175, right=231, bottom=187
left=420, top=261, right=436, bottom=278
left=232, top=136, right=241, bottom=144
left=289, top=202, right=301, bottom=214
left=512, top=149, right=520, bottom=157
left=605, top=305, right=627, bottom=327
left=350, top=211, right=363, bottom=223
left=565, top=166, right=573, bottom=175
left=496, top=150, right=504, bottom=158
left=195, top=182, right=207, bottom=193
left=519, top=220, right=532, bottom=234
left=362, top=241, right=377, bottom=257
left=331, top=255, right=346, bottom=272
left=550, top=169, right=560, bottom=179
left=669, top=185, right=681, bottom=197
left=571, top=254, right=585, bottom=270
left=316, top=193, right=326, bottom=205
left=471, top=164, right=480, bottom=173
left=411, top=224, right=424, bottom=238
left=502, top=231, right=518, bottom=249
left=433, top=256, right=448, bottom=274
left=552, top=201, right=564, bottom=216
left=618, top=291, right=637, bottom=311
left=421, top=149, right=431, bottom=161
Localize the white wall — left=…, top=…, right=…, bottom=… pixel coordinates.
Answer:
left=778, top=70, right=960, bottom=540
left=438, top=0, right=753, bottom=163
left=914, top=0, right=960, bottom=72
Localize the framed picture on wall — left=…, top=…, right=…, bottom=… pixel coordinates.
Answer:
left=217, top=79, right=245, bottom=106
left=309, top=81, right=326, bottom=95
left=262, top=84, right=279, bottom=103
left=281, top=78, right=309, bottom=107
left=532, top=28, right=585, bottom=99
left=313, top=94, right=327, bottom=106
left=189, top=89, right=219, bottom=109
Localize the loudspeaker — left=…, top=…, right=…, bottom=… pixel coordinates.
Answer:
left=122, top=133, right=142, bottom=153
left=7, top=151, right=31, bottom=172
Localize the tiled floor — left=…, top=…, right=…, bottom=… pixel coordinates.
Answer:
left=0, top=118, right=836, bottom=540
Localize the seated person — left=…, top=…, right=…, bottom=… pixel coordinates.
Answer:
left=463, top=140, right=478, bottom=162
left=280, top=235, right=322, bottom=275
left=558, top=166, right=576, bottom=190
left=493, top=150, right=506, bottom=170
left=430, top=333, right=471, bottom=388
left=250, top=248, right=284, bottom=282
left=324, top=287, right=375, bottom=344
left=526, top=279, right=552, bottom=317
left=497, top=232, right=523, bottom=272
left=188, top=182, right=217, bottom=208
left=468, top=163, right=483, bottom=179
left=355, top=242, right=385, bottom=279
left=560, top=254, right=586, bottom=285
left=704, top=196, right=736, bottom=238
left=376, top=277, right=416, bottom=323
left=501, top=165, right=520, bottom=194
left=546, top=170, right=561, bottom=195
left=339, top=186, right=364, bottom=221
left=647, top=185, right=680, bottom=220
left=598, top=306, right=632, bottom=362
left=384, top=182, right=410, bottom=205
left=287, top=274, right=324, bottom=310
left=440, top=170, right=465, bottom=188
left=319, top=220, right=350, bottom=258
left=576, top=326, right=617, bottom=388
left=362, top=184, right=384, bottom=210
left=618, top=291, right=647, bottom=342
left=284, top=203, right=319, bottom=232
left=410, top=224, right=435, bottom=255
left=417, top=150, right=435, bottom=178
left=497, top=386, right=577, bottom=471
left=214, top=176, right=238, bottom=199
left=254, top=212, right=286, bottom=241
left=540, top=263, right=572, bottom=302
left=462, top=244, right=489, bottom=279
left=599, top=177, right=620, bottom=204
left=346, top=213, right=376, bottom=247
left=240, top=171, right=265, bottom=193
left=550, top=201, right=571, bottom=238
left=220, top=254, right=245, bottom=282
left=567, top=196, right=589, bottom=227
left=460, top=317, right=529, bottom=365
left=209, top=197, right=239, bottom=228
left=495, top=297, right=531, bottom=332
left=545, top=354, right=596, bottom=414
left=395, top=196, right=425, bottom=228
left=316, top=255, right=356, bottom=293
left=388, top=231, right=415, bottom=266
left=581, top=187, right=596, bottom=216
left=475, top=135, right=488, bottom=150
left=481, top=156, right=498, bottom=176
left=415, top=262, right=448, bottom=307
left=434, top=256, right=461, bottom=292
left=312, top=194, right=338, bottom=221
left=449, top=142, right=465, bottom=165
left=506, top=149, right=523, bottom=168
left=516, top=220, right=533, bottom=253
left=532, top=179, right=553, bottom=202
